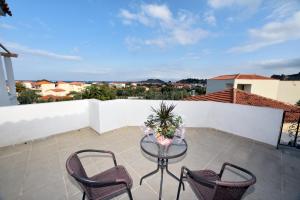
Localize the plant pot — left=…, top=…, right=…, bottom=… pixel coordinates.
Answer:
left=157, top=135, right=173, bottom=147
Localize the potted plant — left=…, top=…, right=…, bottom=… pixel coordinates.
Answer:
left=144, top=101, right=183, bottom=146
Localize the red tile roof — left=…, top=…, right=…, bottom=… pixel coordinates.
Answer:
left=185, top=88, right=300, bottom=122
left=57, top=81, right=68, bottom=85
left=186, top=89, right=233, bottom=103
left=35, top=80, right=53, bottom=85
left=70, top=82, right=83, bottom=86
left=210, top=74, right=274, bottom=80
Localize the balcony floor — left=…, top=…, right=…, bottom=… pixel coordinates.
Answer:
left=0, top=127, right=300, bottom=200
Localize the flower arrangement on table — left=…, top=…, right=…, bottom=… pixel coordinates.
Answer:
left=143, top=102, right=185, bottom=146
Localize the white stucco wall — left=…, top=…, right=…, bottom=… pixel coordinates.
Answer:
left=206, top=102, right=283, bottom=146
left=88, top=99, right=283, bottom=146
left=0, top=99, right=283, bottom=147
left=234, top=79, right=280, bottom=100
left=206, top=79, right=234, bottom=93
left=277, top=81, right=300, bottom=104
left=0, top=100, right=89, bottom=147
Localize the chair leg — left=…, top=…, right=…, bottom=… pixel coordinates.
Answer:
left=82, top=192, right=86, bottom=200
left=127, top=188, right=133, bottom=200
left=176, top=169, right=184, bottom=200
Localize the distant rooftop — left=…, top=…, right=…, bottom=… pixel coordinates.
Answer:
left=210, top=74, right=274, bottom=80
left=185, top=88, right=300, bottom=122
left=34, top=80, right=53, bottom=85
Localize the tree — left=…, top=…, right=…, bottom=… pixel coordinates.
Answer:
left=194, top=86, right=206, bottom=95
left=17, top=90, right=40, bottom=104
left=16, top=82, right=27, bottom=93
left=80, top=85, right=116, bottom=100
left=68, top=91, right=82, bottom=100
left=296, top=100, right=300, bottom=106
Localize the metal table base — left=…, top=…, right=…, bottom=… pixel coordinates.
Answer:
left=139, top=158, right=185, bottom=200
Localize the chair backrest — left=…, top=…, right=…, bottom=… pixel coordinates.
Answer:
left=213, top=173, right=256, bottom=200
left=213, top=184, right=250, bottom=200
left=66, top=153, right=92, bottom=197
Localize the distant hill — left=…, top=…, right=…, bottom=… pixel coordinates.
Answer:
left=177, top=78, right=207, bottom=84
left=140, top=79, right=165, bottom=84
left=271, top=72, right=300, bottom=80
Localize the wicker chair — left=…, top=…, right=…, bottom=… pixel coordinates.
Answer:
left=176, top=162, right=256, bottom=200
left=66, top=149, right=133, bottom=200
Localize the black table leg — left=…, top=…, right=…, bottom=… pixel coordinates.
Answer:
left=139, top=158, right=185, bottom=199
left=140, top=158, right=160, bottom=185
left=159, top=160, right=164, bottom=200
left=165, top=159, right=185, bottom=190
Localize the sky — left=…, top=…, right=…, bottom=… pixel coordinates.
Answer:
left=0, top=0, right=300, bottom=81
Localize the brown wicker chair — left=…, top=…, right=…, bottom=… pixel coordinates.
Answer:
left=176, top=162, right=256, bottom=200
left=66, top=149, right=133, bottom=200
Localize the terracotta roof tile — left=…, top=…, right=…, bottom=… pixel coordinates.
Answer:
left=185, top=89, right=234, bottom=103
left=35, top=81, right=53, bottom=85
left=185, top=88, right=300, bottom=122
left=70, top=82, right=83, bottom=86
left=210, top=74, right=274, bottom=80
left=57, top=81, right=68, bottom=85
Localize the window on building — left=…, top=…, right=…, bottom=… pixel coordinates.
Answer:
left=237, top=84, right=251, bottom=92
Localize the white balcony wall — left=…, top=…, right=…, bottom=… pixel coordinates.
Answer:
left=0, top=100, right=89, bottom=147
left=88, top=99, right=283, bottom=146
left=0, top=99, right=283, bottom=147
left=205, top=102, right=283, bottom=146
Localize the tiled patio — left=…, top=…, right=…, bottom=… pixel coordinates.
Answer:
left=0, top=127, right=299, bottom=200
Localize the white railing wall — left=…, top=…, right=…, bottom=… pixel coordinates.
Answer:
left=0, top=100, right=89, bottom=147
left=0, top=99, right=283, bottom=147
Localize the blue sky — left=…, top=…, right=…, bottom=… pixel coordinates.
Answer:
left=1, top=0, right=300, bottom=81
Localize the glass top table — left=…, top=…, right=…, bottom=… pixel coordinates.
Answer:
left=139, top=134, right=188, bottom=200
left=140, top=134, right=188, bottom=159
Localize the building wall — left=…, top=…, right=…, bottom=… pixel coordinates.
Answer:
left=277, top=81, right=300, bottom=104
left=234, top=79, right=280, bottom=99
left=56, top=83, right=71, bottom=92
left=22, top=82, right=33, bottom=89
left=44, top=90, right=68, bottom=97
left=206, top=79, right=234, bottom=93
left=38, top=84, right=56, bottom=96
left=70, top=85, right=84, bottom=92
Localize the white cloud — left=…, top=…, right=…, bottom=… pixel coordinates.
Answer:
left=124, top=37, right=144, bottom=50
left=119, top=9, right=151, bottom=26
left=229, top=11, right=300, bottom=52
left=172, top=28, right=208, bottom=45
left=119, top=4, right=209, bottom=48
left=208, top=0, right=261, bottom=10
left=253, top=57, right=300, bottom=70
left=142, top=4, right=172, bottom=23
left=143, top=67, right=198, bottom=80
left=70, top=68, right=111, bottom=75
left=145, top=38, right=168, bottom=48
left=266, top=0, right=300, bottom=20
left=204, top=11, right=216, bottom=26
left=208, top=0, right=262, bottom=21
left=5, top=42, right=82, bottom=61
left=0, top=23, right=16, bottom=30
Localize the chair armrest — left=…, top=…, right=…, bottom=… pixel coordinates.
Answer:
left=219, top=162, right=256, bottom=183
left=182, top=166, right=216, bottom=189
left=76, top=177, right=130, bottom=188
left=76, top=149, right=117, bottom=166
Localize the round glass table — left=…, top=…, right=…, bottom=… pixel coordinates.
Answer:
left=139, top=134, right=188, bottom=200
